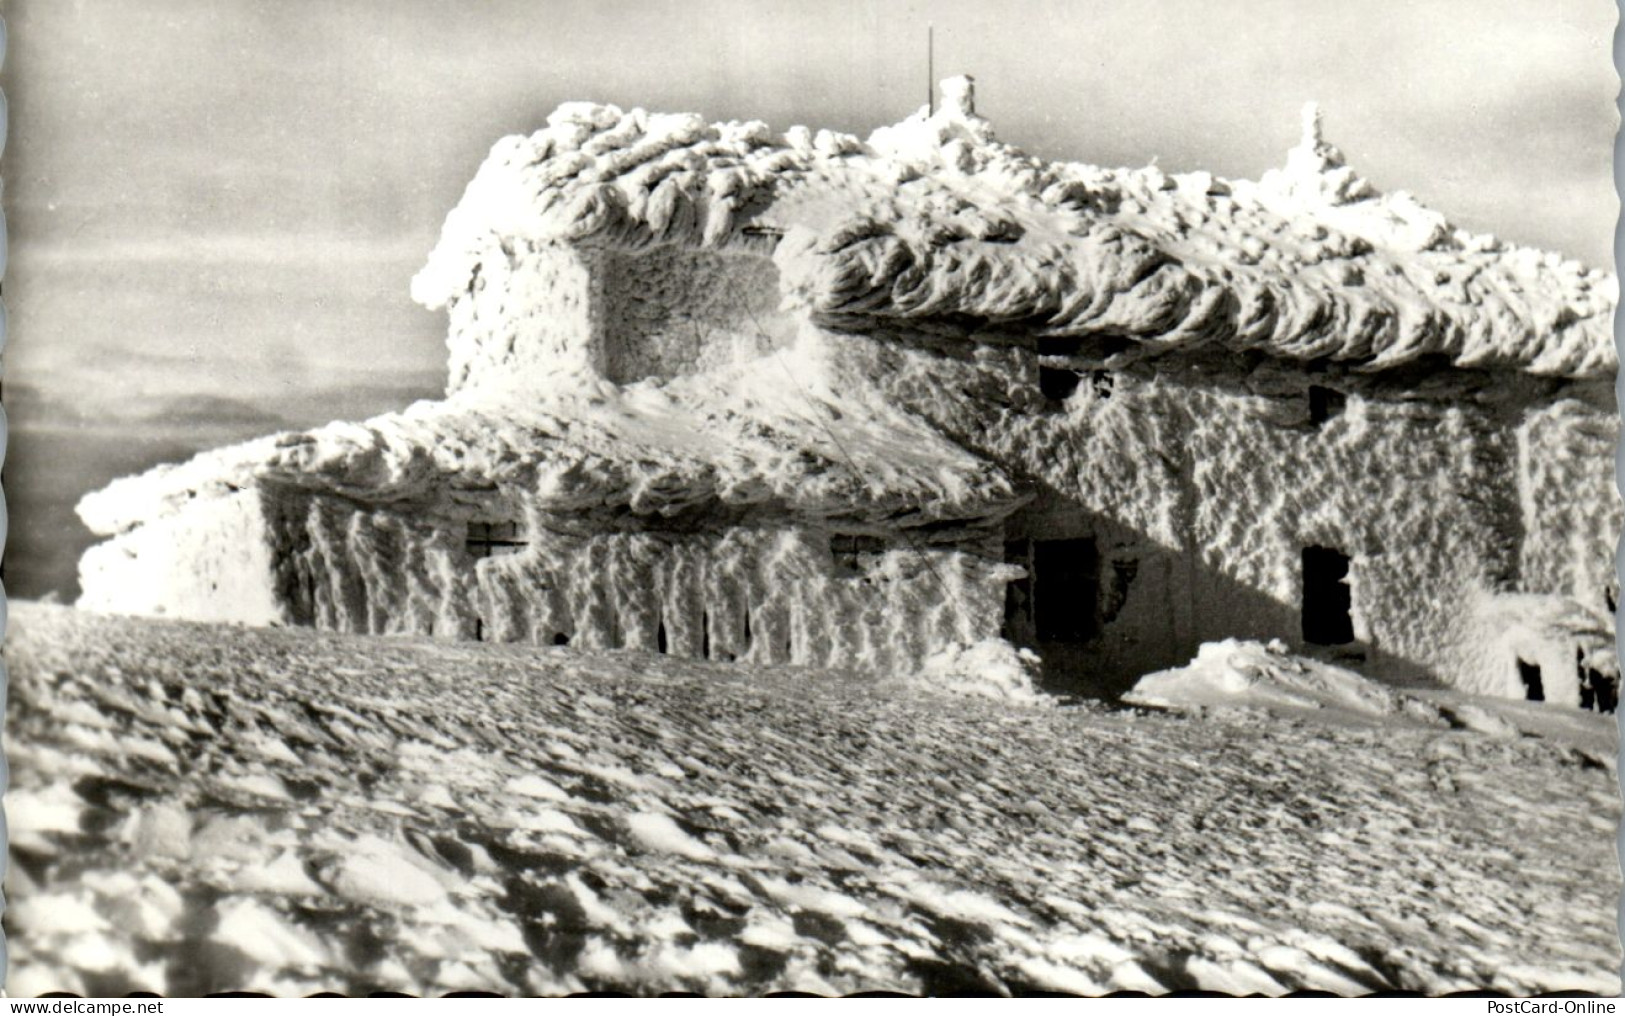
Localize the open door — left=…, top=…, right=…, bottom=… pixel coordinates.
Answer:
left=1301, top=546, right=1354, bottom=645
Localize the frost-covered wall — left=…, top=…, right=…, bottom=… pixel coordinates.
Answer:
left=269, top=492, right=470, bottom=638
left=599, top=248, right=795, bottom=383
left=445, top=244, right=601, bottom=393
left=474, top=523, right=1005, bottom=673
left=77, top=490, right=292, bottom=627
left=808, top=320, right=1617, bottom=693
left=442, top=243, right=798, bottom=392
left=95, top=484, right=1010, bottom=676
left=1518, top=393, right=1620, bottom=612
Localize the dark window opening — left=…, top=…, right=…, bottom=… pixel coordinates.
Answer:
left=831, top=534, right=887, bottom=577
left=1308, top=385, right=1346, bottom=426
left=1606, top=584, right=1618, bottom=614
left=475, top=617, right=486, bottom=642
left=742, top=607, right=753, bottom=650
left=1037, top=334, right=1134, bottom=359
left=701, top=611, right=712, bottom=660
left=1033, top=538, right=1100, bottom=644
left=1517, top=658, right=1544, bottom=702
left=656, top=619, right=669, bottom=654
left=1039, top=366, right=1082, bottom=401
left=1036, top=335, right=1086, bottom=357
left=552, top=632, right=570, bottom=646
left=1302, top=546, right=1354, bottom=645
left=467, top=520, right=529, bottom=560
left=1090, top=370, right=1114, bottom=399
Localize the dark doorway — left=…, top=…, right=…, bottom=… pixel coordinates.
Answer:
left=1301, top=546, right=1354, bottom=645
left=1033, top=538, right=1100, bottom=643
left=1308, top=385, right=1346, bottom=426
left=1517, top=658, right=1544, bottom=702
left=1589, top=669, right=1618, bottom=713
left=1039, top=367, right=1082, bottom=402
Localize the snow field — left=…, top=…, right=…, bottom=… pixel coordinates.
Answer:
left=6, top=603, right=1619, bottom=996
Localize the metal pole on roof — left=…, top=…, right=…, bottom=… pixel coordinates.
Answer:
left=928, top=24, right=934, bottom=115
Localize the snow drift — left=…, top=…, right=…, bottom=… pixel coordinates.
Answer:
left=1124, top=638, right=1426, bottom=719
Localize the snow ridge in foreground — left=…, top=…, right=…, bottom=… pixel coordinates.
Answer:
left=6, top=604, right=1619, bottom=997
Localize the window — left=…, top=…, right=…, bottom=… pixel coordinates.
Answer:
left=1041, top=367, right=1111, bottom=403
left=831, top=534, right=887, bottom=576
left=1036, top=336, right=1086, bottom=357
left=1301, top=546, right=1354, bottom=645
left=1308, top=385, right=1346, bottom=426
left=468, top=521, right=529, bottom=641
left=467, top=520, right=528, bottom=559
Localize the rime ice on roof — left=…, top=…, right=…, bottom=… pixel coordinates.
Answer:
left=1273, top=101, right=1376, bottom=203
left=412, top=81, right=1614, bottom=379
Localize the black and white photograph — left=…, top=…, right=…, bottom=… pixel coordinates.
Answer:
left=2, top=0, right=1621, bottom=997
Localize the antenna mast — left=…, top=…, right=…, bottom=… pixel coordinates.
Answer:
left=927, top=24, right=935, bottom=115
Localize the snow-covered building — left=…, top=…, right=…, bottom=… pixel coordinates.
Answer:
left=77, top=79, right=1620, bottom=705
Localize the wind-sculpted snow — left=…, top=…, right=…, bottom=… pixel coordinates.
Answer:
left=414, top=80, right=1614, bottom=379
left=76, top=358, right=1019, bottom=536
left=7, top=603, right=1619, bottom=996
left=1126, top=639, right=1623, bottom=744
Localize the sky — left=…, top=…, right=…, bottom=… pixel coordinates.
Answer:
left=0, top=0, right=1619, bottom=596
left=3, top=0, right=1619, bottom=417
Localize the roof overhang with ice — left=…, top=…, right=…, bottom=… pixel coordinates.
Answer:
left=77, top=360, right=1022, bottom=536
left=413, top=78, right=1616, bottom=380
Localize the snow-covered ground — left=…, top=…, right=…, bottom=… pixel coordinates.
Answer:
left=5, top=602, right=1619, bottom=996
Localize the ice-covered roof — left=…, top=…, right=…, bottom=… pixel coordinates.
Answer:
left=77, top=357, right=1020, bottom=535
left=414, top=78, right=1616, bottom=380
